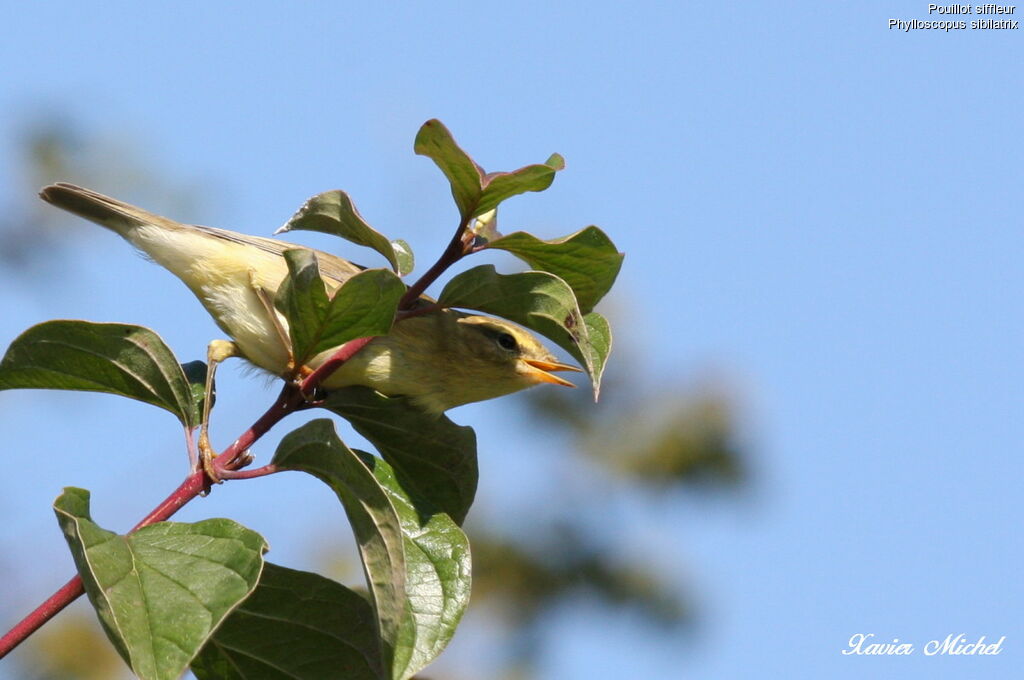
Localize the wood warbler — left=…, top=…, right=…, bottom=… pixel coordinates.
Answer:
left=39, top=183, right=580, bottom=415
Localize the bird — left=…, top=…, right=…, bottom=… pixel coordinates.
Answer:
left=38, top=183, right=581, bottom=420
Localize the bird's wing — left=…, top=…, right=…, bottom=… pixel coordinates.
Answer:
left=191, top=224, right=366, bottom=286
left=42, top=182, right=370, bottom=288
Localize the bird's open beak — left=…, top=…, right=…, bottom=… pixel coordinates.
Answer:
left=522, top=358, right=583, bottom=387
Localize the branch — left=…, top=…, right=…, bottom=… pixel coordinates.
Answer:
left=0, top=209, right=479, bottom=658
left=298, top=336, right=376, bottom=394
left=0, top=381, right=304, bottom=659
left=398, top=215, right=472, bottom=309
left=0, top=471, right=208, bottom=658
left=0, top=577, right=83, bottom=659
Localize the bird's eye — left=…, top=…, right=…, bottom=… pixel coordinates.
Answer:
left=497, top=332, right=518, bottom=351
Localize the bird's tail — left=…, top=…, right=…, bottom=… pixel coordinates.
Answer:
left=39, top=183, right=185, bottom=239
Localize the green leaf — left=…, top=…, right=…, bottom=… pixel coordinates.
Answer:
left=271, top=420, right=406, bottom=676
left=415, top=120, right=565, bottom=219
left=180, top=360, right=211, bottom=430
left=414, top=119, right=483, bottom=220
left=279, top=249, right=331, bottom=364
left=437, top=265, right=609, bottom=396
left=476, top=152, right=565, bottom=216
left=582, top=312, right=613, bottom=401
left=390, top=239, right=415, bottom=277
left=322, top=387, right=478, bottom=525
left=277, top=251, right=406, bottom=365
left=308, top=268, right=406, bottom=359
left=272, top=420, right=471, bottom=680
left=0, top=321, right=200, bottom=429
left=277, top=190, right=414, bottom=275
left=191, top=563, right=382, bottom=680
left=54, top=488, right=267, bottom=680
left=370, top=455, right=471, bottom=678
left=483, top=226, right=624, bottom=313
left=544, top=152, right=566, bottom=170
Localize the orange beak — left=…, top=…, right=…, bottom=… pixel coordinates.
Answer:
left=522, top=358, right=583, bottom=387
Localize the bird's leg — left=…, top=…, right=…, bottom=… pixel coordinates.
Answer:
left=197, top=339, right=240, bottom=483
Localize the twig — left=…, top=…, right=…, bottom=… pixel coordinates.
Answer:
left=0, top=577, right=84, bottom=658
left=0, top=472, right=208, bottom=658
left=0, top=342, right=352, bottom=658
left=398, top=215, right=472, bottom=309
left=0, top=207, right=476, bottom=659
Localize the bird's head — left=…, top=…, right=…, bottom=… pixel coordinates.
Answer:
left=451, top=315, right=581, bottom=392
left=320, top=310, right=583, bottom=415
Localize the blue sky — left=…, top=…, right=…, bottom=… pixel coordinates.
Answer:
left=1, top=2, right=1020, bottom=678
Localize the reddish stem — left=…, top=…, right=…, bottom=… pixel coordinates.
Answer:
left=0, top=577, right=83, bottom=658
left=300, top=336, right=376, bottom=393
left=217, top=464, right=279, bottom=480
left=1, top=211, right=476, bottom=658
left=397, top=215, right=471, bottom=309
left=131, top=472, right=208, bottom=531
left=0, top=471, right=208, bottom=658
left=0, top=334, right=382, bottom=659
left=396, top=302, right=445, bottom=322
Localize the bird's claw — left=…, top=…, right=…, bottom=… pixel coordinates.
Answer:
left=197, top=431, right=222, bottom=492
left=198, top=434, right=254, bottom=488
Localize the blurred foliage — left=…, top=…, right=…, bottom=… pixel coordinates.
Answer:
left=18, top=612, right=130, bottom=680
left=471, top=523, right=689, bottom=627
left=0, top=116, right=203, bottom=272
left=1, top=117, right=749, bottom=680
left=527, top=372, right=745, bottom=488
left=454, top=363, right=746, bottom=678
left=0, top=116, right=204, bottom=680
left=0, top=119, right=80, bottom=268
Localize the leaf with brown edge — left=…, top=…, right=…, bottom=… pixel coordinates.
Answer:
left=437, top=265, right=610, bottom=398
left=278, top=190, right=414, bottom=275
left=414, top=119, right=483, bottom=221
left=482, top=225, right=623, bottom=314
